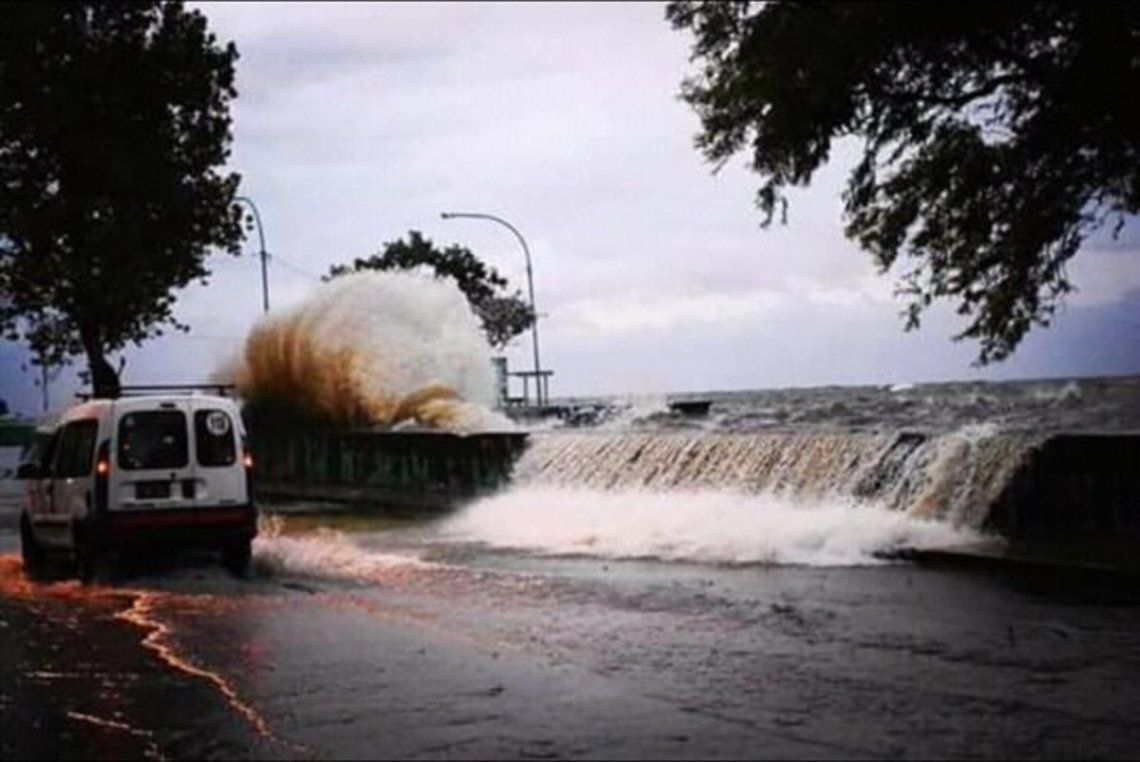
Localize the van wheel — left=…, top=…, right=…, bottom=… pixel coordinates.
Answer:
left=19, top=514, right=46, bottom=576
left=73, top=525, right=102, bottom=585
left=221, top=539, right=252, bottom=578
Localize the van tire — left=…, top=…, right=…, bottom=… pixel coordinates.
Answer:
left=73, top=524, right=102, bottom=585
left=19, top=514, right=45, bottom=576
left=222, top=539, right=252, bottom=578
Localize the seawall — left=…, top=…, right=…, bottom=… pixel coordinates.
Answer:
left=247, top=421, right=1140, bottom=543
left=515, top=428, right=1140, bottom=541
left=986, top=432, right=1140, bottom=540
left=249, top=426, right=528, bottom=512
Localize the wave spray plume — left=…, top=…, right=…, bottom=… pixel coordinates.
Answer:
left=232, top=270, right=508, bottom=431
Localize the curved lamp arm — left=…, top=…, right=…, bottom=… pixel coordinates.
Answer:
left=440, top=211, right=544, bottom=405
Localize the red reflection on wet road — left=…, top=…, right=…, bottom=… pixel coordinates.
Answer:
left=0, top=553, right=276, bottom=744
left=66, top=711, right=163, bottom=760
left=114, top=592, right=273, bottom=740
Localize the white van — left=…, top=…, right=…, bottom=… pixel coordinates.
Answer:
left=17, top=393, right=257, bottom=581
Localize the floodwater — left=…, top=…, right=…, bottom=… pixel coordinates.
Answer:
left=3, top=494, right=1139, bottom=759
left=3, top=374, right=1139, bottom=759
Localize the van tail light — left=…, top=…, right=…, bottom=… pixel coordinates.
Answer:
left=242, top=436, right=254, bottom=501
left=94, top=440, right=111, bottom=513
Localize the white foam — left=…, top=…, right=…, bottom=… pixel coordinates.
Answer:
left=1031, top=380, right=1082, bottom=407
left=442, top=486, right=980, bottom=567
left=230, top=270, right=516, bottom=432
left=599, top=393, right=670, bottom=430
left=307, top=270, right=496, bottom=408
left=253, top=530, right=430, bottom=582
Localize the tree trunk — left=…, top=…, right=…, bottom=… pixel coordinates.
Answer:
left=80, top=324, right=121, bottom=399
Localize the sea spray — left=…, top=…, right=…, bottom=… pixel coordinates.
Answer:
left=229, top=270, right=512, bottom=432
left=442, top=487, right=980, bottom=566
left=243, top=490, right=979, bottom=575
left=598, top=393, right=671, bottom=430
left=252, top=514, right=433, bottom=582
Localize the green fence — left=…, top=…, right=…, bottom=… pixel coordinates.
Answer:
left=248, top=424, right=528, bottom=511
left=0, top=421, right=35, bottom=448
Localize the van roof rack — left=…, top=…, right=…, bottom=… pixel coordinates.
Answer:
left=76, top=384, right=237, bottom=401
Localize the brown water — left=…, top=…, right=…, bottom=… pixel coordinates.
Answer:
left=2, top=374, right=1138, bottom=758
left=3, top=515, right=1140, bottom=759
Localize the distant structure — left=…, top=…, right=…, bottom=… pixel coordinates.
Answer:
left=492, top=357, right=509, bottom=408
left=508, top=368, right=554, bottom=409
left=493, top=356, right=555, bottom=412
left=668, top=399, right=712, bottom=417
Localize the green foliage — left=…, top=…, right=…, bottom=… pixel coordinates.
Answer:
left=327, top=230, right=535, bottom=350
left=668, top=1, right=1140, bottom=363
left=0, top=2, right=243, bottom=396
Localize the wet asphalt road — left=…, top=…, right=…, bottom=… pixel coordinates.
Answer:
left=2, top=489, right=1140, bottom=759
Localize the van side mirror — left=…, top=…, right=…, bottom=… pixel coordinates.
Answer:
left=15, top=463, right=43, bottom=480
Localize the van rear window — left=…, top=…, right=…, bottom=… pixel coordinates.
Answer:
left=118, top=411, right=188, bottom=470
left=194, top=409, right=236, bottom=467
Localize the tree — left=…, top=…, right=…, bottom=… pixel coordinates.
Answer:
left=0, top=2, right=243, bottom=397
left=327, top=230, right=535, bottom=351
left=668, top=1, right=1140, bottom=363
left=18, top=313, right=72, bottom=412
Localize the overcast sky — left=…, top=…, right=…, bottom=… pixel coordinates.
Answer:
left=3, top=1, right=1139, bottom=415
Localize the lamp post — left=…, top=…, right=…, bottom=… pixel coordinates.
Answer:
left=236, top=196, right=270, bottom=313
left=440, top=211, right=544, bottom=406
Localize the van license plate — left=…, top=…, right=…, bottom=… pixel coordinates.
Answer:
left=136, top=482, right=171, bottom=499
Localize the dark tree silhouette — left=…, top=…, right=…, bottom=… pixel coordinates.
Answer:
left=327, top=230, right=535, bottom=351
left=668, top=1, right=1140, bottom=362
left=0, top=2, right=243, bottom=397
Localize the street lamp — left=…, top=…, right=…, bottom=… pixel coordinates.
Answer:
left=236, top=196, right=270, bottom=313
left=440, top=211, right=545, bottom=406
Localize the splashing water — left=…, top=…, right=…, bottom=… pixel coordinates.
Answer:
left=252, top=515, right=432, bottom=582
left=229, top=270, right=511, bottom=432
left=443, top=487, right=980, bottom=566
left=598, top=393, right=671, bottom=430
left=512, top=426, right=1037, bottom=526
left=432, top=423, right=1025, bottom=566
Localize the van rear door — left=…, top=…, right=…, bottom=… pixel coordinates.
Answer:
left=186, top=400, right=247, bottom=507
left=110, top=400, right=197, bottom=512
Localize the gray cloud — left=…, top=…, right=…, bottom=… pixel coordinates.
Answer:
left=2, top=2, right=1138, bottom=415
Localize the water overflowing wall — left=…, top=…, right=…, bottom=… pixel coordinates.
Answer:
left=512, top=428, right=1140, bottom=537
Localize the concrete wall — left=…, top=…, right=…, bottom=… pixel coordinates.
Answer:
left=247, top=420, right=1140, bottom=537
left=249, top=427, right=528, bottom=512
left=987, top=433, right=1140, bottom=540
